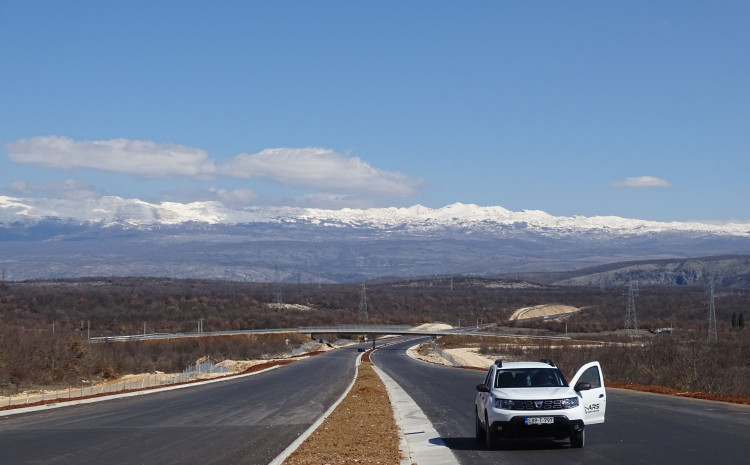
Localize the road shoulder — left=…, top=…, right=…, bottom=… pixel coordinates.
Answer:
left=371, top=362, right=460, bottom=465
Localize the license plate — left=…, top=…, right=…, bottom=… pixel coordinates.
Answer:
left=525, top=417, right=554, bottom=425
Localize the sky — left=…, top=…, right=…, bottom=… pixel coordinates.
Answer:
left=1, top=1, right=749, bottom=223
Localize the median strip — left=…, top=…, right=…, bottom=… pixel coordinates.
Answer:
left=279, top=351, right=403, bottom=465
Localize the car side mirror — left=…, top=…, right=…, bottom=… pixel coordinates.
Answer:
left=476, top=384, right=490, bottom=393
left=574, top=381, right=592, bottom=392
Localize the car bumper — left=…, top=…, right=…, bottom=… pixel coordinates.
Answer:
left=489, top=416, right=584, bottom=439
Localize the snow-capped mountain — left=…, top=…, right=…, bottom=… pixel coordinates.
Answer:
left=1, top=195, right=750, bottom=282
left=2, top=195, right=749, bottom=236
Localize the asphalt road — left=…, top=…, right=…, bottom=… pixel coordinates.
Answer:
left=0, top=347, right=360, bottom=465
left=372, top=338, right=750, bottom=465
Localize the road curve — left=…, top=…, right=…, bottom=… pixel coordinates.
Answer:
left=0, top=347, right=360, bottom=465
left=372, top=338, right=750, bottom=465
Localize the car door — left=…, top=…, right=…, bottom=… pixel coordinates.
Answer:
left=570, top=361, right=606, bottom=425
left=476, top=367, right=493, bottom=424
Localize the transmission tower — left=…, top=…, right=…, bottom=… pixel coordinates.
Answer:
left=625, top=281, right=638, bottom=335
left=273, top=265, right=282, bottom=304
left=707, top=277, right=717, bottom=341
left=359, top=280, right=369, bottom=322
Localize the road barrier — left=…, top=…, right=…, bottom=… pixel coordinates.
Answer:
left=428, top=340, right=462, bottom=367
left=3, top=359, right=228, bottom=410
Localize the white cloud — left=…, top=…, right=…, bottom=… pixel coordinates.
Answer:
left=291, top=192, right=375, bottom=209
left=5, top=136, right=217, bottom=178
left=4, top=137, right=424, bottom=201
left=8, top=179, right=103, bottom=200
left=208, top=187, right=259, bottom=207
left=218, top=147, right=424, bottom=197
left=611, top=176, right=672, bottom=188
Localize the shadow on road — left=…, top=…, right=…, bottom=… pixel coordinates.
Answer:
left=439, top=436, right=482, bottom=451
left=441, top=436, right=569, bottom=451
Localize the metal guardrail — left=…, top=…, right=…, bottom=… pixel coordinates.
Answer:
left=3, top=365, right=228, bottom=410
left=89, top=328, right=294, bottom=343
left=428, top=339, right=461, bottom=367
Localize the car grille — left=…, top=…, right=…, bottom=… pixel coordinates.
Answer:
left=509, top=399, right=564, bottom=410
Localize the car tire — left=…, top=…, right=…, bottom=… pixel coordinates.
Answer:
left=570, top=429, right=585, bottom=448
left=475, top=410, right=485, bottom=442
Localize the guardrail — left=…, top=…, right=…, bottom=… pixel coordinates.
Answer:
left=2, top=360, right=228, bottom=410
left=428, top=339, right=462, bottom=367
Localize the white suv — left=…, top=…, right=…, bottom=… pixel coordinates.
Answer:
left=475, top=359, right=606, bottom=449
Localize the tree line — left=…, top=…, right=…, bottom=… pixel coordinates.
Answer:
left=1, top=276, right=748, bottom=395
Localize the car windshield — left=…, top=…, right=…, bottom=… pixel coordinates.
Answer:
left=494, top=368, right=568, bottom=388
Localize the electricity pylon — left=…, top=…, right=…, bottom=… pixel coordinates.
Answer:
left=274, top=265, right=282, bottom=304
left=708, top=277, right=717, bottom=341
left=359, top=280, right=369, bottom=322
left=625, top=281, right=638, bottom=335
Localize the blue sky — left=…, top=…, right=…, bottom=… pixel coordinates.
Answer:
left=1, top=1, right=748, bottom=222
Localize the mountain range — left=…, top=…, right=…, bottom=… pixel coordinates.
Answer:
left=2, top=195, right=750, bottom=284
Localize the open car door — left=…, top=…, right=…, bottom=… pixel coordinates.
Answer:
left=570, top=361, right=606, bottom=425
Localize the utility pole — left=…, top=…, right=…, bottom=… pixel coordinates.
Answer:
left=708, top=277, right=717, bottom=341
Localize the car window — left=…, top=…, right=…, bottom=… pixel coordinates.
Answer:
left=494, top=368, right=568, bottom=388
left=484, top=368, right=493, bottom=388
left=577, top=366, right=601, bottom=388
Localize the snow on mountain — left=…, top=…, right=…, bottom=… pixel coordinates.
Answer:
left=1, top=195, right=749, bottom=237
left=3, top=195, right=750, bottom=282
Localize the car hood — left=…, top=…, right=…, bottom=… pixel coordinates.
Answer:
left=491, top=387, right=575, bottom=399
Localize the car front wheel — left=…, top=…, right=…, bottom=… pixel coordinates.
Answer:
left=475, top=410, right=485, bottom=442
left=570, top=429, right=585, bottom=448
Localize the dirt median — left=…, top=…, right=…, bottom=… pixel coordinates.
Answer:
left=282, top=355, right=402, bottom=465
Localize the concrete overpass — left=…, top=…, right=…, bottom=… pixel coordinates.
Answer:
left=87, top=324, right=570, bottom=345
left=88, top=324, right=483, bottom=343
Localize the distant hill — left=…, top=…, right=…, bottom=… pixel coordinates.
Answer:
left=2, top=195, right=750, bottom=283
left=534, top=255, right=750, bottom=288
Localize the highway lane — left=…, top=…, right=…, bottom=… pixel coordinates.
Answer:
left=372, top=338, right=750, bottom=465
left=0, top=347, right=361, bottom=465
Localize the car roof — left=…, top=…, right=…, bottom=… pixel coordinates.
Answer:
left=495, top=361, right=558, bottom=370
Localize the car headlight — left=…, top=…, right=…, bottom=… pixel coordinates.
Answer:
left=561, top=397, right=579, bottom=409
left=494, top=398, right=514, bottom=409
